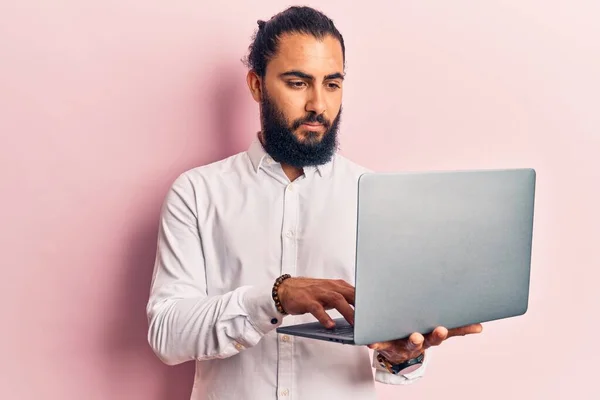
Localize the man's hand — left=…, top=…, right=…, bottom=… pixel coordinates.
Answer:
left=277, top=277, right=355, bottom=328
left=368, top=324, right=483, bottom=364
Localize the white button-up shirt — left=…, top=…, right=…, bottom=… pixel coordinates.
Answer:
left=147, top=139, right=428, bottom=400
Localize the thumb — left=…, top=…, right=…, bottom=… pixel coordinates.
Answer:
left=367, top=343, right=381, bottom=350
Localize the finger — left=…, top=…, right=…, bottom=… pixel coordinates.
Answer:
left=447, top=323, right=483, bottom=339
left=307, top=301, right=335, bottom=329
left=424, top=326, right=448, bottom=349
left=377, top=334, right=424, bottom=361
left=334, top=284, right=355, bottom=306
left=325, top=292, right=355, bottom=325
left=334, top=279, right=355, bottom=289
left=406, top=332, right=425, bottom=352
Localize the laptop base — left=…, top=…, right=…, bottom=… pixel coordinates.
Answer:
left=276, top=318, right=356, bottom=345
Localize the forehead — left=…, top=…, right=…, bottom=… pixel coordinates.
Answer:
left=267, top=33, right=344, bottom=76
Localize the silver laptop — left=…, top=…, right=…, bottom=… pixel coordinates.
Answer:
left=276, top=168, right=536, bottom=345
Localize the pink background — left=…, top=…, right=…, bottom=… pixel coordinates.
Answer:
left=1, top=1, right=598, bottom=399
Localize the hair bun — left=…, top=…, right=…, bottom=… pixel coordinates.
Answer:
left=257, top=20, right=266, bottom=29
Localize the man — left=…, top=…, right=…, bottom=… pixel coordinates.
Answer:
left=147, top=6, right=482, bottom=400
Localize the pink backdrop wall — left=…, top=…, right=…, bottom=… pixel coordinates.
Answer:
left=1, top=1, right=598, bottom=399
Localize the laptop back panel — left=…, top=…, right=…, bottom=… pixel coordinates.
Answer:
left=352, top=169, right=536, bottom=345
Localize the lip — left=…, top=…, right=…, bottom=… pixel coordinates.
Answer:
left=301, top=123, right=325, bottom=131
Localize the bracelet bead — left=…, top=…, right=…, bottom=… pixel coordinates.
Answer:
left=271, top=274, right=291, bottom=314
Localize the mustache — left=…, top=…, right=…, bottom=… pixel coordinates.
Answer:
left=291, top=113, right=330, bottom=131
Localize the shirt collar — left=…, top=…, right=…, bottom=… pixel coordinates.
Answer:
left=247, top=137, right=270, bottom=173
left=246, top=135, right=334, bottom=178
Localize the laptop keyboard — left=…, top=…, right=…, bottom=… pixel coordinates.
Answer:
left=315, top=325, right=354, bottom=337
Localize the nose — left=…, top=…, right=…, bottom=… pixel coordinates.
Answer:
left=305, top=86, right=326, bottom=116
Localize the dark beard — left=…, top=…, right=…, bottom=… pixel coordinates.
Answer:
left=260, top=88, right=341, bottom=168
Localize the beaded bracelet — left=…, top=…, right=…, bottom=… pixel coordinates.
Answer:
left=271, top=274, right=291, bottom=314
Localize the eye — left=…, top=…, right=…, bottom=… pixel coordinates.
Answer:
left=327, top=82, right=341, bottom=90
left=287, top=81, right=307, bottom=89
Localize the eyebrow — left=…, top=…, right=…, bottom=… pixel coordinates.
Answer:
left=279, top=70, right=345, bottom=81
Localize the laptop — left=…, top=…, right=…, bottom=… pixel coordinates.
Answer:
left=276, top=168, right=536, bottom=346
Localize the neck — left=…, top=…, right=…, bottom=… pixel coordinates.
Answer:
left=281, top=163, right=304, bottom=182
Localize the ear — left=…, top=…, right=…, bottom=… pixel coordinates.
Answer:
left=246, top=70, right=263, bottom=103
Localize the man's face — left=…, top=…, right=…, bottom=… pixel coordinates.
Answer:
left=249, top=33, right=345, bottom=167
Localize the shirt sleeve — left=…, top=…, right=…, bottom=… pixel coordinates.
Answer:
left=146, top=174, right=284, bottom=365
left=372, top=350, right=430, bottom=385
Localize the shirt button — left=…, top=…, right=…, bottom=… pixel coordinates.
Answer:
left=285, top=230, right=294, bottom=238
left=287, top=184, right=294, bottom=192
left=281, top=335, right=290, bottom=342
left=234, top=342, right=244, bottom=351
left=280, top=388, right=289, bottom=396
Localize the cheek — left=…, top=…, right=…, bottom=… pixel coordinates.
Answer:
left=278, top=95, right=307, bottom=123
left=327, top=91, right=343, bottom=111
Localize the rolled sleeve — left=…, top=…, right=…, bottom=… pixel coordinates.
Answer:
left=372, top=350, right=430, bottom=385
left=241, top=283, right=285, bottom=336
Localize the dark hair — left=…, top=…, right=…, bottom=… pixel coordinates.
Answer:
left=242, top=6, right=346, bottom=77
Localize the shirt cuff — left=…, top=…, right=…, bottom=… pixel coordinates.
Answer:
left=372, top=350, right=430, bottom=385
left=241, top=283, right=285, bottom=335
